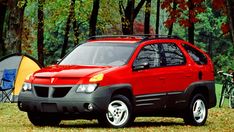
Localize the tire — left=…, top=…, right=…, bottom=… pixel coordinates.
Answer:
left=219, top=85, right=227, bottom=108
left=229, top=88, right=234, bottom=108
left=98, top=95, right=133, bottom=128
left=27, top=112, right=61, bottom=126
left=184, top=94, right=208, bottom=126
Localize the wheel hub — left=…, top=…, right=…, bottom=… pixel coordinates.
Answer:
left=193, top=99, right=206, bottom=123
left=106, top=100, right=129, bottom=126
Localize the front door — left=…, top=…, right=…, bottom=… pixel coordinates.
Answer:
left=131, top=44, right=167, bottom=112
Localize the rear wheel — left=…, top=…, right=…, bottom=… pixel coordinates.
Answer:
left=98, top=95, right=133, bottom=128
left=27, top=112, right=61, bottom=126
left=229, top=88, right=234, bottom=108
left=219, top=85, right=227, bottom=108
left=184, top=94, right=208, bottom=126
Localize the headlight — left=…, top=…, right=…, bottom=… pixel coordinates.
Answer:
left=22, top=83, right=32, bottom=91
left=76, top=84, right=97, bottom=93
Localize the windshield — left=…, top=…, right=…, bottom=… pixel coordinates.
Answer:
left=59, top=42, right=136, bottom=66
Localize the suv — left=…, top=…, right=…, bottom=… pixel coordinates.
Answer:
left=18, top=35, right=216, bottom=128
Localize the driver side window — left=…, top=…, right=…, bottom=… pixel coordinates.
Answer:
left=134, top=44, right=160, bottom=68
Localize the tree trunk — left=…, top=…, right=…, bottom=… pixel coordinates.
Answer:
left=188, top=0, right=194, bottom=44
left=168, top=1, right=177, bottom=36
left=119, top=0, right=145, bottom=35
left=188, top=23, right=195, bottom=44
left=226, top=0, right=234, bottom=44
left=38, top=0, right=44, bottom=66
left=155, top=0, right=160, bottom=34
left=5, top=0, right=26, bottom=55
left=144, top=0, right=151, bottom=34
left=61, top=0, right=76, bottom=58
left=72, top=0, right=81, bottom=46
left=119, top=0, right=134, bottom=35
left=119, top=1, right=127, bottom=34
left=133, top=0, right=146, bottom=19
left=125, top=0, right=135, bottom=35
left=0, top=0, right=7, bottom=56
left=89, top=0, right=100, bottom=37
left=73, top=19, right=79, bottom=46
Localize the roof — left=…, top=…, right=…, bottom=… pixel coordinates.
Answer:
left=88, top=35, right=183, bottom=44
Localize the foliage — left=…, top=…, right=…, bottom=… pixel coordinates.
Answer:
left=23, top=0, right=92, bottom=65
left=194, top=4, right=233, bottom=73
left=211, top=0, right=229, bottom=34
left=11, top=0, right=234, bottom=70
left=161, top=0, right=206, bottom=28
left=167, top=2, right=233, bottom=74
left=98, top=1, right=122, bottom=35
left=22, top=0, right=128, bottom=65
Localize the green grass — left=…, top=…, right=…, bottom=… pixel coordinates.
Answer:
left=0, top=84, right=233, bottom=132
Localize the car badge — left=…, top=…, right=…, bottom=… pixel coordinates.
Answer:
left=51, top=78, right=55, bottom=84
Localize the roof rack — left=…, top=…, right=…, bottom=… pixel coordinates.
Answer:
left=88, top=34, right=183, bottom=41
left=142, top=34, right=182, bottom=39
left=88, top=35, right=146, bottom=40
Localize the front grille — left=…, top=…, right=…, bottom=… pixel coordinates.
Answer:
left=52, top=87, right=72, bottom=98
left=33, top=85, right=72, bottom=98
left=34, top=86, right=49, bottom=97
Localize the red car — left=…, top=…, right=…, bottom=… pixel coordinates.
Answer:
left=18, top=35, right=216, bottom=128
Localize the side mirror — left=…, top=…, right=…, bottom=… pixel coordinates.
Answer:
left=133, top=61, right=150, bottom=71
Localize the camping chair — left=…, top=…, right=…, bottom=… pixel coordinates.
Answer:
left=0, top=69, right=16, bottom=102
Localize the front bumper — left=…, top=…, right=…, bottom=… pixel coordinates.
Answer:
left=18, top=84, right=112, bottom=116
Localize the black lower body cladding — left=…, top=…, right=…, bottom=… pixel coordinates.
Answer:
left=18, top=86, right=111, bottom=115
left=18, top=84, right=132, bottom=119
left=184, top=81, right=217, bottom=108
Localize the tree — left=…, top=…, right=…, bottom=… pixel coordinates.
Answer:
left=73, top=16, right=79, bottom=46
left=155, top=0, right=160, bottom=34
left=212, top=0, right=234, bottom=44
left=89, top=0, right=100, bottom=37
left=38, top=0, right=44, bottom=66
left=119, top=0, right=146, bottom=34
left=3, top=0, right=26, bottom=55
left=162, top=0, right=206, bottom=44
left=144, top=0, right=151, bottom=34
left=168, top=1, right=177, bottom=35
left=61, top=0, right=77, bottom=58
left=188, top=0, right=195, bottom=44
left=226, top=0, right=234, bottom=44
left=0, top=0, right=7, bottom=56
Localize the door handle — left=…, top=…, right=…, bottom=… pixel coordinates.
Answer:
left=185, top=74, right=192, bottom=78
left=159, top=77, right=166, bottom=80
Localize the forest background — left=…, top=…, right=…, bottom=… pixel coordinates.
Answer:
left=0, top=0, right=233, bottom=73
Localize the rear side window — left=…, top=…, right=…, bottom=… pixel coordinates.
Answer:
left=182, top=44, right=207, bottom=65
left=160, top=43, right=185, bottom=66
left=134, top=43, right=185, bottom=68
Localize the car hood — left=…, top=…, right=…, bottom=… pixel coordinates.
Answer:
left=33, top=65, right=112, bottom=78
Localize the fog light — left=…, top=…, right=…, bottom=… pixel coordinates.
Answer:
left=88, top=103, right=94, bottom=111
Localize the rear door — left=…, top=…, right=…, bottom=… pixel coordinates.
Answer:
left=159, top=43, right=193, bottom=92
left=158, top=43, right=194, bottom=109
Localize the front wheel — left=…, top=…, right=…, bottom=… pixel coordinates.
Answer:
left=184, top=94, right=208, bottom=126
left=27, top=112, right=61, bottom=126
left=229, top=88, right=234, bottom=108
left=98, top=95, right=133, bottom=128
